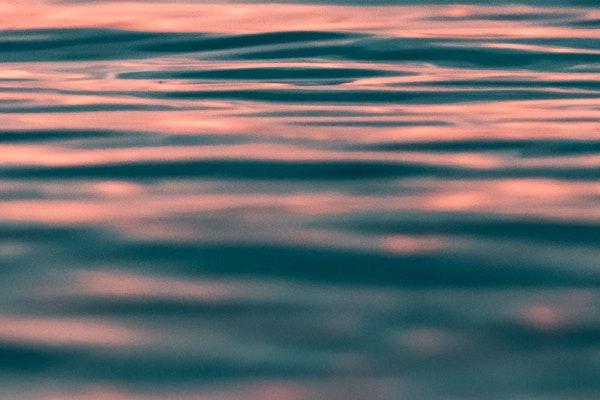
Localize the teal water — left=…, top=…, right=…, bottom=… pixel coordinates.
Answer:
left=0, top=1, right=599, bottom=399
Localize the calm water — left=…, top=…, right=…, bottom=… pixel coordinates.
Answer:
left=1, top=1, right=599, bottom=399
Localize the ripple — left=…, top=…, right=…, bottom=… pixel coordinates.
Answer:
left=353, top=138, right=600, bottom=157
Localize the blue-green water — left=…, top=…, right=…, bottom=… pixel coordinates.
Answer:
left=0, top=1, right=599, bottom=398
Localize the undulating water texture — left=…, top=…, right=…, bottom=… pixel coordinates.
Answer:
left=1, top=0, right=599, bottom=399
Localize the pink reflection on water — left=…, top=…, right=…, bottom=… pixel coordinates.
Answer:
left=1, top=96, right=597, bottom=145
left=0, top=316, right=149, bottom=347
left=0, top=178, right=598, bottom=233
left=522, top=304, right=569, bottom=331
left=42, top=387, right=140, bottom=400
left=0, top=142, right=512, bottom=169
left=379, top=235, right=446, bottom=255
left=76, top=271, right=246, bottom=301
left=391, top=327, right=460, bottom=355
left=0, top=1, right=597, bottom=39
left=40, top=379, right=402, bottom=400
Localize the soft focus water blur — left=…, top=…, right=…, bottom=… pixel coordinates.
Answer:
left=1, top=0, right=599, bottom=398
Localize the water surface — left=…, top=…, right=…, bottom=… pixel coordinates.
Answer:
left=1, top=1, right=599, bottom=399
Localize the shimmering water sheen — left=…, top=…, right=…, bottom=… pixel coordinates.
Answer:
left=1, top=1, right=599, bottom=399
